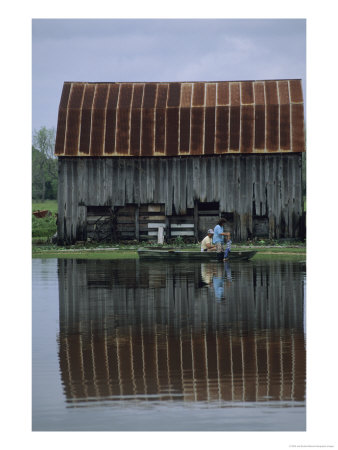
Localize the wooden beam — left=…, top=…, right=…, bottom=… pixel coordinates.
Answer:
left=135, top=205, right=139, bottom=241
left=194, top=201, right=199, bottom=242
left=165, top=216, right=171, bottom=242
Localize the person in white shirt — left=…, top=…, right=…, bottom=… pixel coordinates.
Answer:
left=201, top=229, right=217, bottom=252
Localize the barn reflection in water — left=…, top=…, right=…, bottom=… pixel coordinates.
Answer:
left=57, top=259, right=305, bottom=404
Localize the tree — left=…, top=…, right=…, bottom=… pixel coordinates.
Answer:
left=32, top=127, right=58, bottom=201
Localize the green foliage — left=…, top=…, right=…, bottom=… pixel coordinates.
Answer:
left=243, top=238, right=305, bottom=247
left=32, top=127, right=58, bottom=200
left=142, top=236, right=188, bottom=248
left=32, top=214, right=57, bottom=238
left=172, top=236, right=185, bottom=247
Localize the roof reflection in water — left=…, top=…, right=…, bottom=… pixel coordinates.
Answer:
left=57, top=259, right=305, bottom=404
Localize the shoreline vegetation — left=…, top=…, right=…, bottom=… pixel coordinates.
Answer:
left=32, top=242, right=306, bottom=260
left=32, top=200, right=305, bottom=260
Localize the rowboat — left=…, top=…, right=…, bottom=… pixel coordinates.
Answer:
left=137, top=248, right=257, bottom=261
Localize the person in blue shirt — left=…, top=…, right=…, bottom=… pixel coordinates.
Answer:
left=213, top=218, right=228, bottom=256
left=224, top=232, right=232, bottom=260
left=213, top=218, right=232, bottom=261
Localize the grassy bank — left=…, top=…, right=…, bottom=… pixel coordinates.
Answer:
left=32, top=242, right=306, bottom=260
left=32, top=200, right=58, bottom=214
left=32, top=247, right=138, bottom=260
left=32, top=200, right=58, bottom=240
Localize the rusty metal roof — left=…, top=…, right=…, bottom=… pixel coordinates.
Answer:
left=55, top=80, right=305, bottom=157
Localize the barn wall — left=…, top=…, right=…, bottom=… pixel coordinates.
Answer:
left=57, top=154, right=304, bottom=244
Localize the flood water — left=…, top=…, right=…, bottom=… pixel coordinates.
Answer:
left=32, top=257, right=306, bottom=431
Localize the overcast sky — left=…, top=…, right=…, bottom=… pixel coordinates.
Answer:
left=32, top=18, right=306, bottom=132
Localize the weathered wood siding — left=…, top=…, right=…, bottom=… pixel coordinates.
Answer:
left=57, top=154, right=304, bottom=244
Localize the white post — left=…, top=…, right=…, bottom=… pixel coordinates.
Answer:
left=157, top=225, right=164, bottom=244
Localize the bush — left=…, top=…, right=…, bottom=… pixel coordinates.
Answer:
left=32, top=214, right=57, bottom=238
left=172, top=236, right=185, bottom=247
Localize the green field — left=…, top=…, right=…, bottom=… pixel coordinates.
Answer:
left=32, top=248, right=137, bottom=259
left=32, top=199, right=58, bottom=239
left=32, top=200, right=58, bottom=214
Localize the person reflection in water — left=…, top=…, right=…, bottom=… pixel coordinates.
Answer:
left=213, top=261, right=232, bottom=301
left=201, top=262, right=232, bottom=302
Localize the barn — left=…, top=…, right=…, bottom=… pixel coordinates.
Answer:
left=54, top=80, right=305, bottom=245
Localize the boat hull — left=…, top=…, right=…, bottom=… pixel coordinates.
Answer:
left=137, top=248, right=257, bottom=261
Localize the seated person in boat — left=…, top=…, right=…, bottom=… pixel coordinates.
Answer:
left=201, top=229, right=217, bottom=252
left=224, top=232, right=232, bottom=261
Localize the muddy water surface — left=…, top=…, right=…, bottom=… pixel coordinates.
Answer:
left=32, top=258, right=306, bottom=431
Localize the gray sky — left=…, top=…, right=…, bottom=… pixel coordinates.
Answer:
left=32, top=18, right=306, bottom=132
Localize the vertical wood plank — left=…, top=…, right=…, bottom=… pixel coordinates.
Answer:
left=77, top=205, right=87, bottom=241
left=65, top=160, right=72, bottom=244
left=245, top=156, right=253, bottom=237
left=71, top=159, right=78, bottom=241
left=193, top=156, right=200, bottom=200
left=165, top=215, right=171, bottom=241
left=133, top=160, right=140, bottom=205
left=173, top=158, right=179, bottom=214
left=287, top=156, right=293, bottom=237
left=210, top=156, right=216, bottom=202
left=194, top=201, right=199, bottom=242
left=57, top=159, right=65, bottom=243
left=140, top=159, right=147, bottom=204
left=205, top=157, right=211, bottom=202
left=125, top=159, right=134, bottom=204
left=166, top=158, right=173, bottom=216
left=153, top=158, right=160, bottom=204
left=200, top=157, right=206, bottom=202
left=180, top=158, right=187, bottom=214
left=135, top=205, right=139, bottom=240
left=118, top=159, right=126, bottom=206
left=186, top=158, right=194, bottom=209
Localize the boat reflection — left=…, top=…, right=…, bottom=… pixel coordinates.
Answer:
left=57, top=259, right=306, bottom=404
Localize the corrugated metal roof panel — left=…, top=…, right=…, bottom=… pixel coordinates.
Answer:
left=55, top=80, right=305, bottom=156
left=217, top=82, right=229, bottom=106
left=241, top=81, right=254, bottom=105
left=181, top=83, right=192, bottom=107
left=215, top=106, right=229, bottom=153
left=206, top=83, right=216, bottom=107
left=192, top=83, right=205, bottom=107
left=132, top=83, right=144, bottom=108
left=156, top=84, right=168, bottom=108
left=143, top=83, right=157, bottom=108
left=290, top=79, right=303, bottom=103
left=167, top=82, right=181, bottom=107
left=278, top=80, right=290, bottom=105
left=265, top=80, right=279, bottom=105
left=230, top=82, right=240, bottom=106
